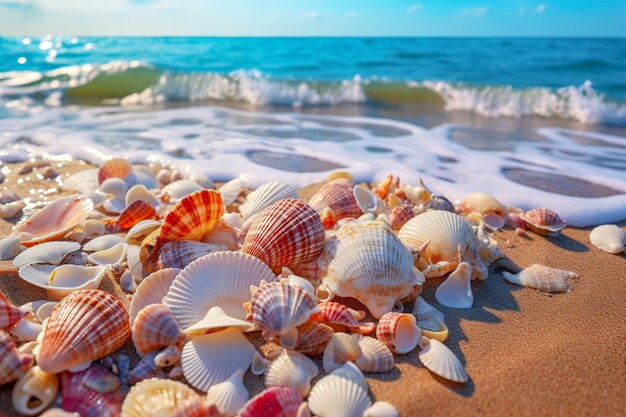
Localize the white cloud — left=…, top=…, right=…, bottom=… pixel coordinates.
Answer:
left=535, top=4, right=546, bottom=13
left=408, top=4, right=423, bottom=14
left=347, top=11, right=358, bottom=18
left=461, top=6, right=488, bottom=18
left=302, top=11, right=328, bottom=20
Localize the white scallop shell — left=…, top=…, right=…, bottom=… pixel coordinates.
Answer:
left=308, top=371, right=372, bottom=417
left=11, top=318, right=42, bottom=342
left=205, top=369, right=249, bottom=416
left=0, top=236, right=25, bottom=260
left=265, top=349, right=319, bottom=397
left=184, top=306, right=254, bottom=335
left=418, top=336, right=468, bottom=383
left=129, top=268, right=181, bottom=326
left=161, top=180, right=204, bottom=202
left=364, top=401, right=400, bottom=417
left=502, top=264, right=577, bottom=293
left=353, top=185, right=379, bottom=213
left=219, top=178, right=243, bottom=207
left=166, top=251, right=275, bottom=332
left=126, top=243, right=147, bottom=283
left=102, top=198, right=126, bottom=214
left=99, top=178, right=128, bottom=200
left=589, top=224, right=625, bottom=254
left=87, top=243, right=127, bottom=266
left=239, top=180, right=299, bottom=220
left=329, top=362, right=368, bottom=391
left=353, top=335, right=394, bottom=373
left=126, top=166, right=158, bottom=190
left=13, top=241, right=80, bottom=268
left=181, top=328, right=255, bottom=391
left=18, top=264, right=107, bottom=300
left=435, top=262, right=473, bottom=309
left=126, top=184, right=160, bottom=208
left=83, top=234, right=125, bottom=252
left=125, top=220, right=161, bottom=244
left=63, top=169, right=99, bottom=196
left=121, top=378, right=199, bottom=417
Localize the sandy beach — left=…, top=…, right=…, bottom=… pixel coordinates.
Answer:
left=0, top=161, right=624, bottom=417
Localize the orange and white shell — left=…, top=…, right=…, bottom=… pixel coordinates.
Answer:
left=310, top=302, right=374, bottom=334
left=376, top=312, right=421, bottom=354
left=157, top=240, right=226, bottom=270
left=121, top=378, right=200, bottom=417
left=293, top=320, right=334, bottom=357
left=132, top=304, right=189, bottom=356
left=239, top=180, right=299, bottom=220
left=159, top=189, right=224, bottom=244
left=113, top=200, right=156, bottom=231
left=0, top=330, right=34, bottom=386
left=388, top=204, right=416, bottom=230
left=308, top=179, right=362, bottom=221
left=520, top=208, right=566, bottom=235
left=98, top=158, right=132, bottom=184
left=38, top=289, right=130, bottom=374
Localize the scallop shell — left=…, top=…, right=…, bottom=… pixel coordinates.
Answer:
left=458, top=192, right=505, bottom=216
left=19, top=264, right=107, bottom=300
left=0, top=236, right=24, bottom=260
left=313, top=221, right=423, bottom=319
left=171, top=399, right=222, bottom=417
left=364, top=401, right=400, bottom=417
left=205, top=369, right=249, bottom=416
left=353, top=185, right=379, bottom=213
left=132, top=304, right=189, bottom=356
left=502, top=264, right=577, bottom=293
left=265, top=349, right=319, bottom=397
left=388, top=204, right=416, bottom=230
left=61, top=364, right=124, bottom=417
left=376, top=312, right=420, bottom=354
left=308, top=371, right=372, bottom=417
left=159, top=189, right=224, bottom=244
left=127, top=243, right=148, bottom=282
left=589, top=224, right=625, bottom=254
left=398, top=210, right=487, bottom=280
left=1, top=293, right=28, bottom=331
left=353, top=335, right=394, bottom=373
left=11, top=366, right=58, bottom=417
left=219, top=178, right=243, bottom=207
left=127, top=166, right=158, bottom=190
left=129, top=268, right=181, bottom=325
left=308, top=179, right=362, bottom=221
left=242, top=198, right=325, bottom=273
left=311, top=301, right=374, bottom=334
left=161, top=180, right=204, bottom=203
left=98, top=158, right=132, bottom=184
left=64, top=169, right=99, bottom=196
left=15, top=195, right=94, bottom=247
left=520, top=208, right=566, bottom=235
left=279, top=272, right=316, bottom=298
left=435, top=262, right=473, bottom=308
left=181, top=328, right=256, bottom=391
left=126, top=184, right=160, bottom=208
left=83, top=234, right=126, bottom=252
left=0, top=330, right=34, bottom=385
left=125, top=220, right=161, bottom=245
left=115, top=200, right=157, bottom=231
left=418, top=336, right=468, bottom=383
left=239, top=180, right=299, bottom=220
left=38, top=290, right=130, bottom=374
left=157, top=240, right=227, bottom=269
left=293, top=320, right=334, bottom=357
left=412, top=297, right=448, bottom=341
left=100, top=178, right=128, bottom=200
left=121, top=378, right=199, bottom=417
left=239, top=386, right=306, bottom=417
left=88, top=242, right=127, bottom=266
left=322, top=333, right=363, bottom=373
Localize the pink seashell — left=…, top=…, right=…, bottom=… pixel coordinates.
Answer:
left=157, top=241, right=226, bottom=269
left=239, top=386, right=307, bottom=417
left=388, top=204, right=416, bottom=230
left=38, top=290, right=131, bottom=374
left=159, top=189, right=224, bottom=244
left=0, top=292, right=28, bottom=331
left=241, top=199, right=325, bottom=273
left=61, top=365, right=124, bottom=417
left=114, top=200, right=157, bottom=231
left=294, top=320, right=334, bottom=357
left=376, top=312, right=420, bottom=354
left=171, top=398, right=223, bottom=417
left=98, top=158, right=132, bottom=184
left=310, top=302, right=374, bottom=334
left=520, top=208, right=566, bottom=235
left=308, top=179, right=362, bottom=222
left=0, top=330, right=34, bottom=385
left=132, top=304, right=189, bottom=356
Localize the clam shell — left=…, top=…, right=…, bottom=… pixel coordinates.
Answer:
left=241, top=198, right=325, bottom=273
left=311, top=301, right=374, bottom=334
left=322, top=333, right=363, bottom=373
left=353, top=335, right=394, bottom=373
left=388, top=204, right=416, bottom=230
left=418, top=336, right=468, bottom=383
left=435, top=262, right=474, bottom=308
left=308, top=371, right=372, bottom=417
left=64, top=169, right=99, bottom=196
left=376, top=312, right=420, bottom=354
left=11, top=366, right=58, bottom=417
left=265, top=349, right=319, bottom=397
left=158, top=240, right=226, bottom=269
left=129, top=268, right=181, bottom=325
left=38, top=290, right=130, bottom=374
left=0, top=236, right=24, bottom=260
left=115, top=200, right=156, bottom=231
left=98, top=158, right=132, bottom=184
left=205, top=369, right=249, bottom=416
left=10, top=318, right=42, bottom=342
left=308, top=179, right=362, bottom=221
left=239, top=180, right=299, bottom=220
left=458, top=192, right=505, bottom=216
left=100, top=178, right=128, bottom=200
left=126, top=166, right=158, bottom=190
left=0, top=330, right=34, bottom=385
left=503, top=264, right=577, bottom=293
left=364, top=401, right=400, bottom=417
left=219, top=178, right=243, bottom=207
left=61, top=364, right=124, bottom=417
left=13, top=241, right=81, bottom=268
left=83, top=234, right=126, bottom=252
left=294, top=320, right=334, bottom=357
left=589, top=224, right=625, bottom=254
left=412, top=297, right=448, bottom=341
left=132, top=304, right=189, bottom=356
left=166, top=251, right=274, bottom=333
left=126, top=184, right=160, bottom=208
left=1, top=292, right=28, bottom=331
left=125, top=219, right=161, bottom=245
left=520, top=208, right=566, bottom=234
left=239, top=386, right=306, bottom=417
left=161, top=180, right=204, bottom=203
left=122, top=378, right=199, bottom=417
left=19, top=264, right=107, bottom=300
left=88, top=242, right=127, bottom=266
left=15, top=195, right=94, bottom=247
left=353, top=185, right=379, bottom=213
left=181, top=328, right=256, bottom=391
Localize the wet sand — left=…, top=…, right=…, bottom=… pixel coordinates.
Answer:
left=1, top=163, right=625, bottom=417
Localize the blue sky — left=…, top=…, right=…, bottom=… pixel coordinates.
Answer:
left=0, top=0, right=624, bottom=37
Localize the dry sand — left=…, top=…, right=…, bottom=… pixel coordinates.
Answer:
left=1, top=162, right=625, bottom=417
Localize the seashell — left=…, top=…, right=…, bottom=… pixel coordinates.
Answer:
left=1, top=293, right=28, bottom=331
left=219, top=178, right=243, bottom=207
left=154, top=345, right=182, bottom=368
left=40, top=409, right=80, bottom=417
left=589, top=224, right=625, bottom=254
left=35, top=301, right=58, bottom=322
left=249, top=281, right=319, bottom=348
left=126, top=166, right=158, bottom=190
left=0, top=236, right=25, bottom=260
left=308, top=371, right=371, bottom=417
left=402, top=184, right=431, bottom=206
left=308, top=179, right=362, bottom=221
left=265, top=349, right=319, bottom=397
left=181, top=328, right=256, bottom=391
left=18, top=264, right=107, bottom=300
left=115, top=200, right=157, bottom=231
left=418, top=336, right=468, bottom=383
left=166, top=251, right=274, bottom=333
left=64, top=168, right=100, bottom=195
left=0, top=200, right=26, bottom=219
left=203, top=222, right=239, bottom=250
left=98, top=158, right=132, bottom=184
left=330, top=362, right=368, bottom=390
left=311, top=302, right=374, bottom=334
left=353, top=184, right=379, bottom=213
left=205, top=369, right=249, bottom=416
left=83, top=234, right=126, bottom=252
left=184, top=305, right=254, bottom=335
left=353, top=335, right=394, bottom=373
left=88, top=242, right=127, bottom=266
left=364, top=401, right=400, bottom=417
left=294, top=320, right=334, bottom=357
left=132, top=304, right=189, bottom=356
left=102, top=197, right=126, bottom=214
left=126, top=184, right=160, bottom=208
left=11, top=365, right=58, bottom=416
left=157, top=169, right=172, bottom=185
left=69, top=219, right=106, bottom=243
left=129, top=268, right=181, bottom=325
left=238, top=386, right=307, bottom=417
left=242, top=198, right=325, bottom=273
left=0, top=330, right=34, bottom=385
left=412, top=297, right=448, bottom=342
left=388, top=204, right=416, bottom=230
left=520, top=208, right=566, bottom=235
left=319, top=206, right=337, bottom=229
left=122, top=378, right=199, bottom=417
left=313, top=221, right=424, bottom=319
left=125, top=219, right=161, bottom=244
left=10, top=317, right=42, bottom=342
left=38, top=290, right=130, bottom=374
left=376, top=312, right=420, bottom=354
left=127, top=243, right=148, bottom=282
left=435, top=262, right=473, bottom=308
left=158, top=240, right=227, bottom=269
left=171, top=398, right=222, bottom=417
left=100, top=177, right=128, bottom=200
left=458, top=192, right=506, bottom=217
left=161, top=180, right=204, bottom=203
left=128, top=351, right=165, bottom=385
left=502, top=264, right=577, bottom=293
left=322, top=332, right=363, bottom=373
left=239, top=180, right=299, bottom=220
left=279, top=272, right=316, bottom=298
left=482, top=211, right=505, bottom=230
left=139, top=228, right=160, bottom=266
left=399, top=210, right=487, bottom=280
left=13, top=241, right=81, bottom=268
left=15, top=195, right=94, bottom=247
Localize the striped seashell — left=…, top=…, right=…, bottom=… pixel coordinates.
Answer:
left=376, top=312, right=421, bottom=354
left=127, top=243, right=149, bottom=283
left=100, top=178, right=128, bottom=200
left=64, top=168, right=99, bottom=196
left=171, top=399, right=222, bottom=417
left=388, top=204, right=416, bottom=230
left=114, top=200, right=157, bottom=231
left=265, top=349, right=319, bottom=397
left=589, top=224, right=626, bottom=254
left=418, top=336, right=468, bottom=383
left=239, top=180, right=299, bottom=220
left=122, top=378, right=200, bottom=417
left=160, top=180, right=204, bottom=203
left=308, top=179, right=362, bottom=221
left=322, top=332, right=363, bottom=373
left=157, top=240, right=226, bottom=269
left=125, top=220, right=161, bottom=245
left=1, top=292, right=28, bottom=331
left=249, top=281, right=319, bottom=348
left=132, top=304, right=189, bottom=356
left=205, top=369, right=249, bottom=416
left=126, top=166, right=158, bottom=190
left=38, top=290, right=130, bottom=374
left=364, top=401, right=400, bottom=417
left=241, top=198, right=325, bottom=273
left=435, top=262, right=473, bottom=308
left=353, top=335, right=394, bottom=373
left=128, top=351, right=165, bottom=385
left=219, top=178, right=243, bottom=207
left=520, top=208, right=566, bottom=235
left=11, top=365, right=59, bottom=416
left=0, top=330, right=34, bottom=386
left=412, top=297, right=447, bottom=339
left=61, top=365, right=124, bottom=417
left=238, top=386, right=307, bottom=417
left=98, top=158, right=132, bottom=184
left=310, top=302, right=374, bottom=334
left=83, top=234, right=126, bottom=252
left=294, top=320, right=334, bottom=357
left=126, top=184, right=160, bottom=208
left=313, top=221, right=424, bottom=319
left=308, top=370, right=372, bottom=417
left=503, top=264, right=577, bottom=293
left=458, top=192, right=506, bottom=217
left=15, top=195, right=94, bottom=247
left=13, top=241, right=81, bottom=268
left=129, top=268, right=181, bottom=325
left=0, top=236, right=24, bottom=260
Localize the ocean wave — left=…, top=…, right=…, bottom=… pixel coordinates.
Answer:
left=1, top=61, right=625, bottom=125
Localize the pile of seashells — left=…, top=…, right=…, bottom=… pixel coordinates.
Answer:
left=0, top=160, right=612, bottom=417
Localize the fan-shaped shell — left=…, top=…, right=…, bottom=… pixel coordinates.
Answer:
left=265, top=349, right=319, bottom=397
left=115, top=200, right=156, bottom=231
left=14, top=242, right=80, bottom=268
left=129, top=268, right=181, bottom=325
left=239, top=386, right=306, bottom=417
left=157, top=240, right=226, bottom=269
left=311, top=302, right=374, bottom=334
left=418, top=336, right=468, bottom=383
left=122, top=378, right=200, bottom=417
left=376, top=312, right=420, bottom=354
left=219, top=178, right=243, bottom=207
left=388, top=204, right=416, bottom=230
left=125, top=220, right=161, bottom=245
left=0, top=236, right=24, bottom=260
left=61, top=364, right=123, bottom=417
left=353, top=335, right=394, bottom=373
left=294, top=320, right=334, bottom=357
left=83, top=234, right=126, bottom=252
left=0, top=330, right=34, bottom=385
left=161, top=180, right=204, bottom=203
left=132, top=304, right=189, bottom=356
left=64, top=169, right=99, bottom=196
left=308, top=372, right=372, bottom=417
left=159, top=189, right=224, bottom=244
left=241, top=198, right=325, bottom=273
left=322, top=332, right=363, bottom=373
left=308, top=179, right=362, bottom=221
left=589, top=224, right=625, bottom=254
left=239, top=180, right=299, bottom=220
left=11, top=365, right=59, bottom=417
left=38, top=290, right=130, bottom=374
left=205, top=369, right=249, bottom=416
left=503, top=264, right=577, bottom=293
left=98, top=158, right=132, bottom=184
left=1, top=293, right=28, bottom=331
left=520, top=208, right=566, bottom=235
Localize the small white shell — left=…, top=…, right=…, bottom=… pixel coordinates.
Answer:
left=435, top=262, right=473, bottom=308
left=239, top=180, right=299, bottom=220
left=503, top=264, right=577, bottom=293
left=353, top=185, right=379, bottom=213
left=99, top=178, right=128, bottom=200
left=219, top=178, right=243, bottom=207
left=11, top=318, right=42, bottom=342
left=589, top=224, right=625, bottom=254
left=13, top=241, right=81, bottom=268
left=418, top=336, right=468, bottom=383
left=126, top=184, right=159, bottom=208
left=18, top=264, right=107, bottom=300
left=265, top=349, right=319, bottom=397
left=205, top=369, right=249, bottom=416
left=161, top=180, right=204, bottom=202
left=88, top=243, right=127, bottom=267
left=0, top=236, right=25, bottom=260
left=125, top=220, right=161, bottom=244
left=308, top=369, right=372, bottom=417
left=83, top=234, right=126, bottom=252
left=364, top=401, right=400, bottom=417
